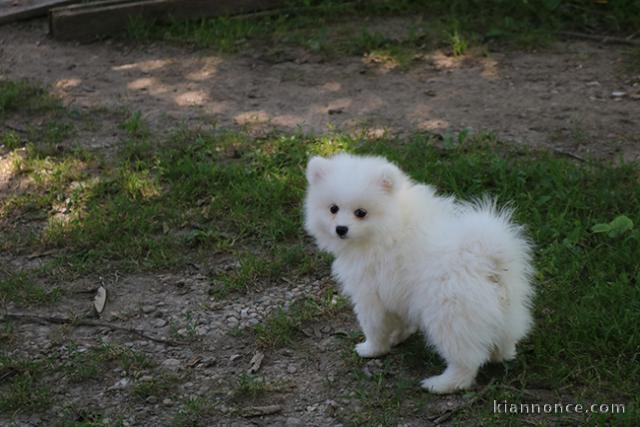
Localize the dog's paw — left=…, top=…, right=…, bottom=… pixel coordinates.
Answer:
left=420, top=374, right=473, bottom=394
left=355, top=341, right=389, bottom=358
left=420, top=375, right=459, bottom=394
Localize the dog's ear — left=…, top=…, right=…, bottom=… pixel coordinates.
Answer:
left=377, top=164, right=401, bottom=193
left=306, top=156, right=329, bottom=184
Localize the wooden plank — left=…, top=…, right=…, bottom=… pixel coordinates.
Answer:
left=49, top=0, right=286, bottom=41
left=0, top=0, right=79, bottom=24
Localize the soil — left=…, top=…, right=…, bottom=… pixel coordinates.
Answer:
left=1, top=18, right=639, bottom=427
left=1, top=21, right=639, bottom=160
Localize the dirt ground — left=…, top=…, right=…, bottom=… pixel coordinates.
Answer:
left=2, top=21, right=640, bottom=160
left=1, top=18, right=639, bottom=427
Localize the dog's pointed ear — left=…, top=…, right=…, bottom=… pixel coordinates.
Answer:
left=377, top=164, right=401, bottom=193
left=306, top=156, right=329, bottom=184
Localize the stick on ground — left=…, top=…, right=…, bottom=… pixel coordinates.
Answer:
left=2, top=312, right=185, bottom=346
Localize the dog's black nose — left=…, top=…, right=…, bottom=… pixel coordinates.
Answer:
left=336, top=225, right=348, bottom=237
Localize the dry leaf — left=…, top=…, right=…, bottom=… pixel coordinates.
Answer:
left=248, top=351, right=264, bottom=374
left=93, top=286, right=107, bottom=314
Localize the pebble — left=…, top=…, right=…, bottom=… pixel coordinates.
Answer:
left=287, top=365, right=298, bottom=374
left=152, top=318, right=167, bottom=328
left=108, top=378, right=131, bottom=390
left=162, top=398, right=173, bottom=406
left=141, top=305, right=155, bottom=314
left=161, top=358, right=181, bottom=371
left=285, top=417, right=304, bottom=427
left=229, top=354, right=242, bottom=362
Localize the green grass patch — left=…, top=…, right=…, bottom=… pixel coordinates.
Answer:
left=255, top=291, right=349, bottom=348
left=132, top=373, right=181, bottom=400
left=0, top=271, right=62, bottom=306
left=0, top=79, right=60, bottom=117
left=172, top=397, right=216, bottom=427
left=63, top=343, right=153, bottom=383
left=125, top=0, right=640, bottom=59
left=0, top=355, right=52, bottom=413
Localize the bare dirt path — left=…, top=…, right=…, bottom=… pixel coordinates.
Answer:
left=1, top=21, right=639, bottom=161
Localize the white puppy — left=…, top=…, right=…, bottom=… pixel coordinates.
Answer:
left=304, top=153, right=534, bottom=394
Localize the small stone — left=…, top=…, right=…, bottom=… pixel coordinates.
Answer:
left=141, top=305, right=155, bottom=314
left=611, top=91, right=627, bottom=98
left=108, top=377, right=131, bottom=390
left=161, top=358, right=181, bottom=371
left=287, top=365, right=297, bottom=374
left=230, top=354, right=242, bottom=362
left=139, top=375, right=153, bottom=382
left=248, top=318, right=260, bottom=326
left=162, top=398, right=173, bottom=406
left=145, top=396, right=158, bottom=404
left=152, top=319, right=167, bottom=328
left=286, top=417, right=304, bottom=427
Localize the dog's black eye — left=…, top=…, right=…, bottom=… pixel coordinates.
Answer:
left=330, top=204, right=339, bottom=214
left=354, top=208, right=367, bottom=218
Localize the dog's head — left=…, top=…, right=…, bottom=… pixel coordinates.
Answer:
left=303, top=153, right=407, bottom=254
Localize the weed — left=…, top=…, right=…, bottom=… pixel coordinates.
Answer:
left=0, top=355, right=52, bottom=412
left=255, top=292, right=346, bottom=348
left=0, top=80, right=59, bottom=117
left=0, top=271, right=62, bottom=306
left=132, top=373, right=181, bottom=400
left=172, top=397, right=215, bottom=427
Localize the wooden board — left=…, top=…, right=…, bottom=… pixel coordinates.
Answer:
left=49, top=0, right=285, bottom=41
left=0, top=0, right=78, bottom=24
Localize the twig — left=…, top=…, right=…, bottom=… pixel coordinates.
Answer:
left=431, top=378, right=496, bottom=425
left=26, top=249, right=59, bottom=260
left=498, top=384, right=547, bottom=400
left=3, top=124, right=27, bottom=133
left=557, top=31, right=640, bottom=47
left=241, top=404, right=282, bottom=418
left=552, top=148, right=586, bottom=163
left=2, top=313, right=185, bottom=346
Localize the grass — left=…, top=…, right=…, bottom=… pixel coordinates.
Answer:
left=2, top=75, right=639, bottom=423
left=172, top=397, right=216, bottom=427
left=0, top=355, right=52, bottom=413
left=0, top=80, right=60, bottom=117
left=255, top=291, right=348, bottom=348
left=131, top=373, right=181, bottom=400
left=125, top=0, right=640, bottom=61
left=62, top=343, right=153, bottom=383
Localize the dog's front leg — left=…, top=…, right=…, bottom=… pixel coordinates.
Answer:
left=353, top=295, right=394, bottom=358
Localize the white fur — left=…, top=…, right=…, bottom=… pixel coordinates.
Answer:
left=304, top=153, right=534, bottom=394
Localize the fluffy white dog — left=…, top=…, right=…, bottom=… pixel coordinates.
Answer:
left=304, top=153, right=534, bottom=394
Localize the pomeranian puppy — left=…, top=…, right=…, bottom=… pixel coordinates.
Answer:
left=304, top=153, right=534, bottom=394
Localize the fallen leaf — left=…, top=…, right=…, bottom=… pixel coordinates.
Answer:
left=93, top=286, right=107, bottom=314
left=248, top=351, right=264, bottom=374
